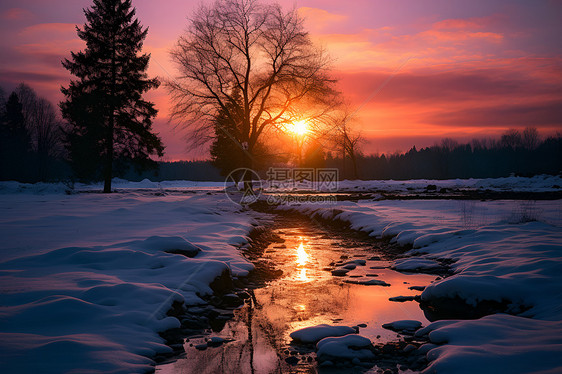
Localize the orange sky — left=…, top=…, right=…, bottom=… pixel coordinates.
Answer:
left=1, top=0, right=561, bottom=160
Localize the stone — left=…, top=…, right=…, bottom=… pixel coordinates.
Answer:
left=403, top=344, right=416, bottom=353
left=331, top=268, right=349, bottom=276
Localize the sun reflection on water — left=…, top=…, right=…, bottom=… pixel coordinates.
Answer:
left=295, top=239, right=310, bottom=282
left=296, top=241, right=308, bottom=266
left=297, top=267, right=308, bottom=282
left=295, top=304, right=306, bottom=311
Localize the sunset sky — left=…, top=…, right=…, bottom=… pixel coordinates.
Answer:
left=1, top=0, right=561, bottom=160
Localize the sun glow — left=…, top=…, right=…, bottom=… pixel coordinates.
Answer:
left=289, top=120, right=309, bottom=136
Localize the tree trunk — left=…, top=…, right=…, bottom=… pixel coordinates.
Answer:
left=103, top=121, right=114, bottom=193
left=104, top=30, right=117, bottom=194
left=350, top=152, right=359, bottom=180
left=242, top=149, right=253, bottom=192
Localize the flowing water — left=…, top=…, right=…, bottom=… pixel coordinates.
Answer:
left=157, top=215, right=436, bottom=373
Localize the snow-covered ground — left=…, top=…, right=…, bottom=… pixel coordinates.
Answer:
left=1, top=176, right=561, bottom=373
left=1, top=174, right=560, bottom=195
left=265, top=174, right=562, bottom=193
left=0, top=178, right=225, bottom=195
left=0, top=187, right=257, bottom=373
left=280, top=197, right=562, bottom=373
left=334, top=174, right=562, bottom=193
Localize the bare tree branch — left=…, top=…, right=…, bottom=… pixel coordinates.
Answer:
left=166, top=0, right=340, bottom=162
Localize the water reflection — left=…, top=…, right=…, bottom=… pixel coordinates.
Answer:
left=157, top=224, right=435, bottom=374
left=295, top=240, right=308, bottom=266
left=297, top=267, right=308, bottom=282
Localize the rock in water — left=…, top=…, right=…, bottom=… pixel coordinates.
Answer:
left=331, top=268, right=350, bottom=276
left=382, top=320, right=422, bottom=332
left=389, top=295, right=416, bottom=302
left=316, top=335, right=375, bottom=362
left=290, top=324, right=357, bottom=344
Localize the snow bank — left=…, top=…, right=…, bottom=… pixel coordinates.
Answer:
left=416, top=314, right=562, bottom=374
left=0, top=191, right=256, bottom=373
left=279, top=198, right=562, bottom=373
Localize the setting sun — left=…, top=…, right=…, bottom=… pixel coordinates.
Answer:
left=289, top=120, right=309, bottom=137
left=0, top=0, right=561, bottom=372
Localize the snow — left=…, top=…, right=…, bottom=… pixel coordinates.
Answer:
left=416, top=314, right=562, bottom=374
left=1, top=176, right=561, bottom=373
left=392, top=258, right=444, bottom=272
left=0, top=178, right=225, bottom=195
left=2, top=174, right=560, bottom=196
left=332, top=174, right=562, bottom=193
left=316, top=334, right=375, bottom=362
left=289, top=324, right=356, bottom=344
left=279, top=196, right=562, bottom=373
left=260, top=174, right=562, bottom=194
left=0, top=186, right=257, bottom=373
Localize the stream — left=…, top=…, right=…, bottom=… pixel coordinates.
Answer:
left=156, top=213, right=437, bottom=373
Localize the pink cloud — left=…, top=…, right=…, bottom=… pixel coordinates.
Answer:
left=298, top=7, right=348, bottom=33
left=19, top=22, right=76, bottom=36
left=431, top=16, right=497, bottom=30
left=1, top=1, right=560, bottom=159
left=1, top=8, right=33, bottom=20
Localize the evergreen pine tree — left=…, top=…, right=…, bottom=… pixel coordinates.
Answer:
left=210, top=97, right=245, bottom=176
left=60, top=0, right=164, bottom=192
left=209, top=89, right=276, bottom=177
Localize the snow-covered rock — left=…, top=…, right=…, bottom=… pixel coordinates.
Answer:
left=345, top=279, right=391, bottom=286
left=316, top=334, right=375, bottom=362
left=289, top=324, right=356, bottom=344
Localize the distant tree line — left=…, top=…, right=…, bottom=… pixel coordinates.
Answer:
left=0, top=83, right=69, bottom=182
left=327, top=127, right=561, bottom=180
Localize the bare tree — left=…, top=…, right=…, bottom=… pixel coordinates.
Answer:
left=326, top=109, right=363, bottom=180
left=440, top=138, right=459, bottom=152
left=15, top=83, right=65, bottom=179
left=15, top=83, right=37, bottom=131
left=522, top=126, right=540, bottom=150
left=501, top=129, right=522, bottom=149
left=167, top=0, right=340, bottom=170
